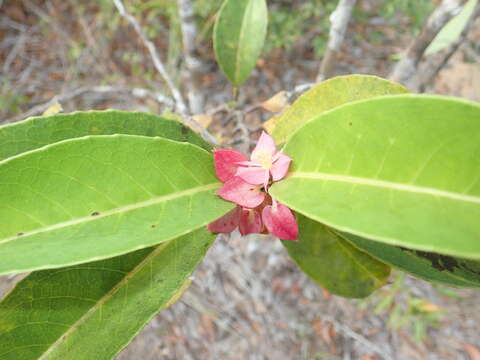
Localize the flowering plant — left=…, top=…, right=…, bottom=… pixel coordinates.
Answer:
left=208, top=132, right=298, bottom=240
left=0, top=0, right=479, bottom=356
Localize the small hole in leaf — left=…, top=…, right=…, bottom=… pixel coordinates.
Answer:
left=91, top=211, right=100, bottom=216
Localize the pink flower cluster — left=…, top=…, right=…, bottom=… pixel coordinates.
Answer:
left=208, top=132, right=298, bottom=241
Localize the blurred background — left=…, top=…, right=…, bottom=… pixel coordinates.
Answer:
left=1, top=0, right=479, bottom=359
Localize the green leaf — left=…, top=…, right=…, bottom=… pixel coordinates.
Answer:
left=343, top=232, right=480, bottom=288
left=0, top=110, right=212, bottom=162
left=282, top=214, right=390, bottom=298
left=270, top=95, right=480, bottom=259
left=213, top=0, right=268, bottom=86
left=425, top=0, right=478, bottom=56
left=269, top=75, right=409, bottom=143
left=0, top=228, right=214, bottom=360
left=0, top=135, right=233, bottom=275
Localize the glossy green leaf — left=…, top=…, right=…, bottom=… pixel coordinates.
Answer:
left=425, top=0, right=478, bottom=55
left=0, top=110, right=212, bottom=162
left=269, top=75, right=409, bottom=143
left=271, top=95, right=480, bottom=259
left=282, top=214, right=390, bottom=298
left=0, top=135, right=233, bottom=275
left=213, top=0, right=268, bottom=86
left=343, top=232, right=480, bottom=288
left=0, top=228, right=214, bottom=360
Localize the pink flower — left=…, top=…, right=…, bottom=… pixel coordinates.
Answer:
left=209, top=131, right=298, bottom=241
left=236, top=131, right=292, bottom=189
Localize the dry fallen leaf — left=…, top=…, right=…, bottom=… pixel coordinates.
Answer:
left=312, top=319, right=337, bottom=354
left=462, top=343, right=480, bottom=360
left=192, top=114, right=213, bottom=129
left=261, top=91, right=288, bottom=113
left=214, top=131, right=228, bottom=145
left=418, top=300, right=442, bottom=313
left=42, top=102, right=63, bottom=116
left=322, top=288, right=332, bottom=300
left=200, top=313, right=216, bottom=342
left=361, top=355, right=378, bottom=360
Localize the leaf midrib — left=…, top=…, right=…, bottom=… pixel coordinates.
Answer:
left=0, top=183, right=220, bottom=245
left=235, top=0, right=251, bottom=84
left=290, top=172, right=480, bottom=204
left=333, top=229, right=386, bottom=285
left=37, top=241, right=171, bottom=360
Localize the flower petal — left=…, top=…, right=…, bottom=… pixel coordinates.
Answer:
left=262, top=202, right=298, bottom=241
left=236, top=166, right=269, bottom=186
left=218, top=177, right=265, bottom=208
left=239, top=208, right=262, bottom=236
left=251, top=131, right=276, bottom=162
left=271, top=153, right=292, bottom=181
left=207, top=207, right=240, bottom=233
left=214, top=149, right=248, bottom=182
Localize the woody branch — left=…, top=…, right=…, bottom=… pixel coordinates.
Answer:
left=177, top=0, right=205, bottom=114
left=112, top=0, right=219, bottom=145
left=389, top=0, right=467, bottom=87
left=410, top=3, right=480, bottom=92
left=316, top=0, right=357, bottom=82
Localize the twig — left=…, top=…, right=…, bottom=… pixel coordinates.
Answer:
left=316, top=0, right=357, bottom=82
left=177, top=0, right=205, bottom=114
left=4, top=86, right=175, bottom=123
left=286, top=83, right=316, bottom=102
left=389, top=0, right=467, bottom=87
left=112, top=0, right=188, bottom=115
left=410, top=4, right=480, bottom=92
left=2, top=25, right=31, bottom=74
left=321, top=314, right=395, bottom=360
left=112, top=0, right=218, bottom=145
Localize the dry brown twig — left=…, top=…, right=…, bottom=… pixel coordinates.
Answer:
left=316, top=0, right=357, bottom=82
left=389, top=0, right=467, bottom=87
left=320, top=314, right=395, bottom=360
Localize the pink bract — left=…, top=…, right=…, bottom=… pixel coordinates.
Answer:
left=207, top=207, right=240, bottom=233
left=217, top=176, right=265, bottom=209
left=213, top=149, right=248, bottom=182
left=206, top=205, right=262, bottom=236
left=239, top=208, right=263, bottom=236
left=262, top=202, right=298, bottom=241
